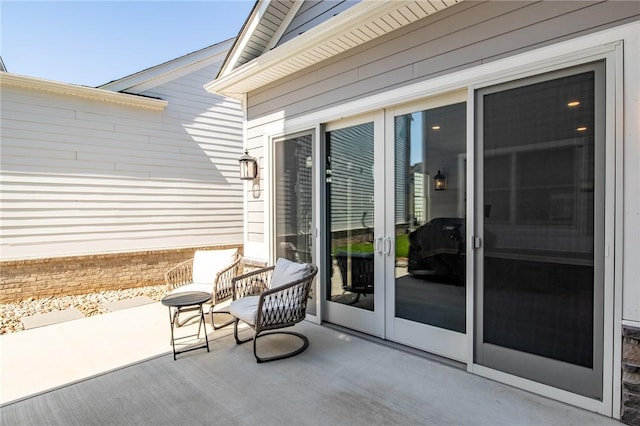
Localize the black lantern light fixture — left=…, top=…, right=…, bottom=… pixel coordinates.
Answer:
left=239, top=150, right=258, bottom=180
left=434, top=170, right=446, bottom=191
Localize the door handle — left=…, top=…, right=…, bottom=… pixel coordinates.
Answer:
left=472, top=236, right=481, bottom=249
left=375, top=237, right=383, bottom=255
left=384, top=237, right=392, bottom=256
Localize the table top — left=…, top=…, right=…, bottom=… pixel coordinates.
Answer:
left=161, top=291, right=211, bottom=307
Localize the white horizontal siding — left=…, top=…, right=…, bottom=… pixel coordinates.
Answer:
left=277, top=0, right=360, bottom=46
left=248, top=1, right=639, bottom=118
left=0, top=60, right=244, bottom=260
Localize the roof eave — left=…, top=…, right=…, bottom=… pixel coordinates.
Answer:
left=205, top=0, right=463, bottom=98
left=1, top=72, right=168, bottom=110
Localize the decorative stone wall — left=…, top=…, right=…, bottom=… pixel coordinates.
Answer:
left=623, top=325, right=640, bottom=425
left=0, top=244, right=242, bottom=304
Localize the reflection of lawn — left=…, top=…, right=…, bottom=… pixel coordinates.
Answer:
left=336, top=242, right=374, bottom=254
left=396, top=234, right=409, bottom=258
left=334, top=234, right=410, bottom=258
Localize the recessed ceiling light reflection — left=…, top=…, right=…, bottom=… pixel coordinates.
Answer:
left=567, top=101, right=581, bottom=107
left=576, top=126, right=588, bottom=132
left=431, top=125, right=441, bottom=131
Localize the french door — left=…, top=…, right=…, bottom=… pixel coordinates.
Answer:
left=323, top=95, right=469, bottom=361
left=474, top=63, right=606, bottom=399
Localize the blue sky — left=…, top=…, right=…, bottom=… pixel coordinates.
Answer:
left=0, top=1, right=255, bottom=87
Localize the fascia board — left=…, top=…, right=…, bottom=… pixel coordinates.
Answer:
left=0, top=72, right=168, bottom=110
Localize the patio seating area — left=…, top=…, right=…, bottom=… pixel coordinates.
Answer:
left=0, top=301, right=617, bottom=425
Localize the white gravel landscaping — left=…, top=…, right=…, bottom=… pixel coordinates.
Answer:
left=0, top=284, right=167, bottom=334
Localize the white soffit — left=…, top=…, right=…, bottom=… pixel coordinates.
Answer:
left=205, top=0, right=463, bottom=97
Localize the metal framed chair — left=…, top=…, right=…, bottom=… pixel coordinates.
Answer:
left=229, top=258, right=318, bottom=363
left=164, top=248, right=241, bottom=330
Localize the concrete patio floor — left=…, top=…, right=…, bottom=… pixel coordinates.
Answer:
left=0, top=302, right=619, bottom=425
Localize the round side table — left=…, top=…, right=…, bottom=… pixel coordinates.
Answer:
left=161, top=291, right=211, bottom=360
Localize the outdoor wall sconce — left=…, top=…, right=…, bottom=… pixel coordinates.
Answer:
left=239, top=150, right=258, bottom=180
left=434, top=170, right=446, bottom=191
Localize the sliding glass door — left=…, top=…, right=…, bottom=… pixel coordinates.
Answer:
left=323, top=113, right=385, bottom=337
left=475, top=64, right=605, bottom=399
left=385, top=92, right=468, bottom=360
left=318, top=63, right=607, bottom=392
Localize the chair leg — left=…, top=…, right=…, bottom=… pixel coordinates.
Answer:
left=210, top=311, right=235, bottom=330
left=253, top=331, right=309, bottom=364
left=233, top=318, right=253, bottom=344
left=174, top=306, right=201, bottom=328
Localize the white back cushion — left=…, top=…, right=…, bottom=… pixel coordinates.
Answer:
left=269, top=258, right=310, bottom=290
left=192, top=249, right=237, bottom=284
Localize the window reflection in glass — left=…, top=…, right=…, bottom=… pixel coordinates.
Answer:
left=482, top=71, right=597, bottom=368
left=326, top=123, right=375, bottom=311
left=394, top=103, right=467, bottom=332
left=274, top=134, right=314, bottom=314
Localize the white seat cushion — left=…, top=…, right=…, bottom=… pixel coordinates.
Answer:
left=192, top=249, right=237, bottom=284
left=229, top=296, right=260, bottom=326
left=168, top=282, right=212, bottom=296
left=269, top=258, right=311, bottom=289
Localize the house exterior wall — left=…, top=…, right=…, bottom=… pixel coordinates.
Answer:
left=239, top=0, right=639, bottom=417
left=243, top=0, right=640, bottom=319
left=248, top=1, right=638, bottom=118
left=1, top=62, right=243, bottom=261
left=0, top=56, right=244, bottom=301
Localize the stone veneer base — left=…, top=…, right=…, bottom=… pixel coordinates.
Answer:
left=623, top=325, right=640, bottom=425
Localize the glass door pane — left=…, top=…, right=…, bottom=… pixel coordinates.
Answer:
left=326, top=122, right=375, bottom=311
left=274, top=133, right=314, bottom=314
left=476, top=65, right=604, bottom=399
left=394, top=103, right=466, bottom=332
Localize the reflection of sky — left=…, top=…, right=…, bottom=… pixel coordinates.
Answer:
left=410, top=112, right=423, bottom=166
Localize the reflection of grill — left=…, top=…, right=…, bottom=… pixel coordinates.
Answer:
left=335, top=251, right=374, bottom=295
left=408, top=218, right=465, bottom=285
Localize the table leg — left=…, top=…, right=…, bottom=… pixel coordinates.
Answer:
left=167, top=302, right=209, bottom=360
left=200, top=307, right=210, bottom=353
left=168, top=307, right=177, bottom=360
